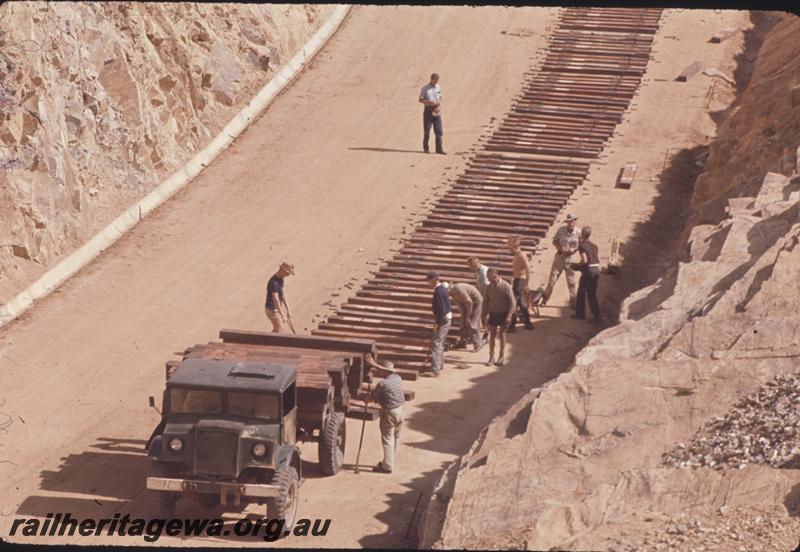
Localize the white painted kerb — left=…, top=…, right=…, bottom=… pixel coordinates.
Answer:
left=0, top=4, right=352, bottom=329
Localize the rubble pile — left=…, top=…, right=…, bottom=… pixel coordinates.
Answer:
left=424, top=11, right=800, bottom=551
left=424, top=167, right=800, bottom=550
left=614, top=507, right=800, bottom=552
left=662, top=373, right=800, bottom=470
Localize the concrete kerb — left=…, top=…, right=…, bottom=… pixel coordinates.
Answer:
left=0, top=4, right=352, bottom=329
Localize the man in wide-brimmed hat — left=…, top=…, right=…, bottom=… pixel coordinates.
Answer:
left=369, top=360, right=405, bottom=474
left=264, top=262, right=295, bottom=332
left=542, top=213, right=581, bottom=309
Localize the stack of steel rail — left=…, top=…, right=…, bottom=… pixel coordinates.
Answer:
left=313, top=8, right=663, bottom=379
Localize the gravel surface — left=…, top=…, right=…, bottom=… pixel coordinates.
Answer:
left=662, top=373, right=800, bottom=470
left=610, top=507, right=800, bottom=552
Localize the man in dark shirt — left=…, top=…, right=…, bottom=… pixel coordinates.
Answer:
left=571, top=227, right=601, bottom=321
left=424, top=270, right=451, bottom=377
left=264, top=262, right=295, bottom=332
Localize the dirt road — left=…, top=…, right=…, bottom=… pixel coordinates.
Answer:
left=0, top=6, right=562, bottom=547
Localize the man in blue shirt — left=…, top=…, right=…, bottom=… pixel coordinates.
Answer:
left=424, top=270, right=451, bottom=377
left=264, top=262, right=295, bottom=332
left=419, top=73, right=445, bottom=155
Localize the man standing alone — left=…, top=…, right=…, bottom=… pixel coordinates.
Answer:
left=370, top=361, right=404, bottom=474
left=425, top=271, right=451, bottom=377
left=264, top=262, right=295, bottom=332
left=419, top=73, right=445, bottom=155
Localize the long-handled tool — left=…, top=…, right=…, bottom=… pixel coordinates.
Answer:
left=354, top=380, right=371, bottom=474
left=281, top=296, right=297, bottom=335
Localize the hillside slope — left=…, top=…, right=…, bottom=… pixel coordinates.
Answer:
left=426, top=10, right=800, bottom=551
left=0, top=2, right=331, bottom=303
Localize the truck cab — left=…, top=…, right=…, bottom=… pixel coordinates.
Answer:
left=147, top=358, right=301, bottom=526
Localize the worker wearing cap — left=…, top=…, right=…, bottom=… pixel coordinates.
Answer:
left=542, top=214, right=581, bottom=308
left=572, top=226, right=602, bottom=322
left=446, top=281, right=484, bottom=352
left=371, top=361, right=405, bottom=474
left=424, top=270, right=451, bottom=377
left=265, top=262, right=295, bottom=332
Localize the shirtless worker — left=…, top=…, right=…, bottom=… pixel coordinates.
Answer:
left=481, top=268, right=516, bottom=366
left=507, top=236, right=534, bottom=332
left=264, top=262, right=295, bottom=332
left=542, top=214, right=581, bottom=309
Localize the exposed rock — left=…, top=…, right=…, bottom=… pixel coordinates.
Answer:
left=428, top=165, right=800, bottom=550
left=687, top=14, right=800, bottom=227
left=0, top=2, right=333, bottom=303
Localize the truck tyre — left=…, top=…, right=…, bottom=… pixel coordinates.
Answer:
left=149, top=461, right=178, bottom=517
left=266, top=465, right=299, bottom=532
left=318, top=411, right=346, bottom=475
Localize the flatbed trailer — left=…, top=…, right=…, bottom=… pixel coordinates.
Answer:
left=166, top=329, right=378, bottom=475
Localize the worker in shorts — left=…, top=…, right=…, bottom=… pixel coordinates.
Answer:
left=481, top=268, right=516, bottom=366
left=264, top=262, right=295, bottom=332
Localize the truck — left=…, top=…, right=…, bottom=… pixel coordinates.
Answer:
left=145, top=329, right=377, bottom=527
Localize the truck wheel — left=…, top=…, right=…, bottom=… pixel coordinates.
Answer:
left=149, top=461, right=178, bottom=517
left=266, top=465, right=299, bottom=532
left=318, top=411, right=346, bottom=475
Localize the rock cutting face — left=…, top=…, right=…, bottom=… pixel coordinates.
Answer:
left=0, top=2, right=333, bottom=304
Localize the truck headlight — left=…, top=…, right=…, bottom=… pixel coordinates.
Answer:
left=252, top=443, right=267, bottom=458
left=169, top=437, right=184, bottom=452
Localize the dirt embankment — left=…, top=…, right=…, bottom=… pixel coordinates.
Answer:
left=0, top=2, right=332, bottom=303
left=687, top=12, right=800, bottom=231
left=424, top=11, right=800, bottom=551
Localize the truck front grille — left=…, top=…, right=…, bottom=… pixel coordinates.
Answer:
left=195, top=430, right=238, bottom=478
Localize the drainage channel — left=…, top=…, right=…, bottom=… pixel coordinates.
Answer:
left=312, top=7, right=663, bottom=380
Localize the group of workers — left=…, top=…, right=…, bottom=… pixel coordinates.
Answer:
left=256, top=69, right=604, bottom=474
left=259, top=213, right=602, bottom=474
left=422, top=213, right=602, bottom=377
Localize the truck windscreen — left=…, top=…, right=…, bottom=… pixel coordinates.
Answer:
left=170, top=388, right=222, bottom=414
left=227, top=392, right=279, bottom=420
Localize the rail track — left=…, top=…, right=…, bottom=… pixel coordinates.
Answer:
left=312, top=7, right=663, bottom=378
